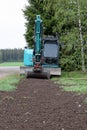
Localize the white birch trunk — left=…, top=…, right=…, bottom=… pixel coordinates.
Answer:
left=77, top=0, right=85, bottom=72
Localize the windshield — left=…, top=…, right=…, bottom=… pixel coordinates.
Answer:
left=43, top=43, right=58, bottom=58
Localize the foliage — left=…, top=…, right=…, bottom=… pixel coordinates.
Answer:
left=0, top=49, right=23, bottom=63
left=23, top=0, right=45, bottom=47
left=23, top=0, right=87, bottom=71
left=54, top=0, right=86, bottom=71
left=0, top=50, right=2, bottom=63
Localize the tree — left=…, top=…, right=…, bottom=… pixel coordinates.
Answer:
left=0, top=50, right=2, bottom=63
left=54, top=0, right=87, bottom=71
left=23, top=0, right=45, bottom=47
left=0, top=49, right=23, bottom=62
left=23, top=0, right=87, bottom=71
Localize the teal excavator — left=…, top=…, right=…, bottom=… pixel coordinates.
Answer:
left=20, top=15, right=61, bottom=78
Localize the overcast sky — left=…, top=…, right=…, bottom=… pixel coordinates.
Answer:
left=0, top=0, right=28, bottom=49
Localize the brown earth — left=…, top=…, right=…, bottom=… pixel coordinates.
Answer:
left=0, top=78, right=87, bottom=130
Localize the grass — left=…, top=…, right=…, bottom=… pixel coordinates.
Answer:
left=58, top=78, right=87, bottom=93
left=0, top=74, right=21, bottom=91
left=52, top=71, right=87, bottom=93
left=0, top=62, right=23, bottom=66
left=84, top=98, right=87, bottom=104
left=0, top=62, right=24, bottom=92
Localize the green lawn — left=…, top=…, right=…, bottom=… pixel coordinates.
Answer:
left=52, top=71, right=87, bottom=93
left=0, top=62, right=23, bottom=91
left=0, top=74, right=21, bottom=91
left=0, top=62, right=23, bottom=66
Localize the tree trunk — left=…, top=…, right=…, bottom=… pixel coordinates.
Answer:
left=77, top=0, right=86, bottom=72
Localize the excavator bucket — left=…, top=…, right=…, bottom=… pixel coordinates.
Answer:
left=26, top=71, right=50, bottom=79
left=20, top=66, right=61, bottom=79
left=20, top=66, right=50, bottom=79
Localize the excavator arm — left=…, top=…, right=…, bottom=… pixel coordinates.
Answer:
left=33, top=15, right=43, bottom=72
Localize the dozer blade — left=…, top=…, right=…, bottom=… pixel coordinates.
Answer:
left=46, top=68, right=61, bottom=76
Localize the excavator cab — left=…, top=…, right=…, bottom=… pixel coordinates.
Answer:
left=42, top=36, right=59, bottom=67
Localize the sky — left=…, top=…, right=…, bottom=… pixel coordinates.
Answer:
left=0, top=0, right=28, bottom=49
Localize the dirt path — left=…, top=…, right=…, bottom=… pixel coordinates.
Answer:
left=0, top=78, right=87, bottom=130
left=0, top=66, right=19, bottom=79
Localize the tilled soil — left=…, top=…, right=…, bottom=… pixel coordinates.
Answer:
left=0, top=78, right=87, bottom=130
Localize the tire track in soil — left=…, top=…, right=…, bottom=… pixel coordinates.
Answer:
left=0, top=78, right=87, bottom=130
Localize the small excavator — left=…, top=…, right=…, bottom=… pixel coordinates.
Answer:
left=20, top=15, right=61, bottom=78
